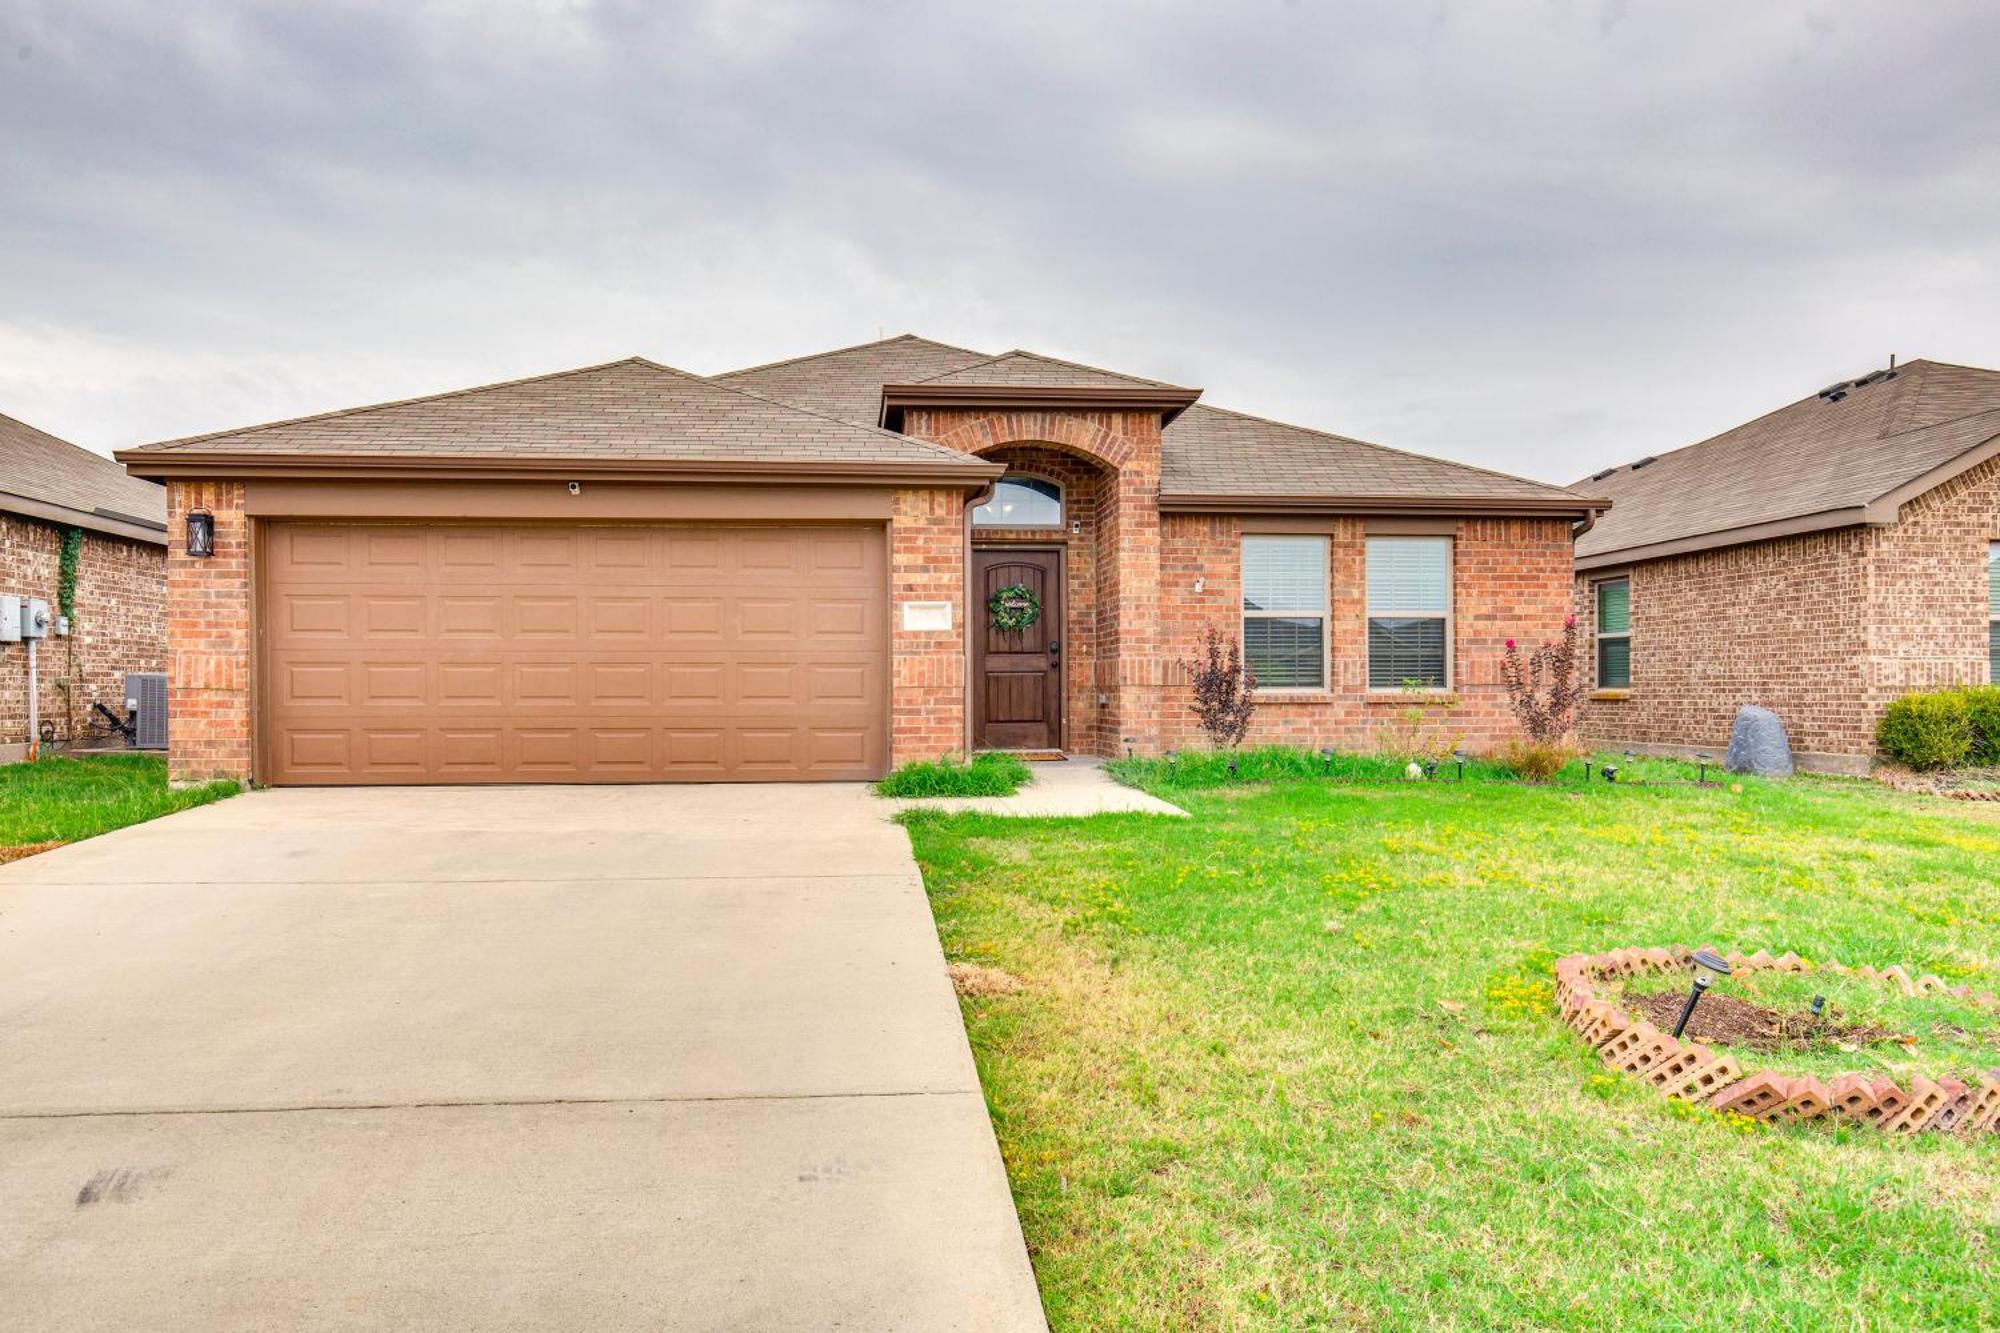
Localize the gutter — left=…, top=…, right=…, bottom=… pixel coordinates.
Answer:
left=115, top=450, right=1004, bottom=488
left=0, top=487, right=168, bottom=546
left=1158, top=491, right=1609, bottom=522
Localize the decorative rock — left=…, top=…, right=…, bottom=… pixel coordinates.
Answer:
left=1725, top=705, right=1794, bottom=777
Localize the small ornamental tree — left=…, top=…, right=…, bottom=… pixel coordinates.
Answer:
left=1497, top=616, right=1584, bottom=781
left=1501, top=615, right=1584, bottom=742
left=1183, top=625, right=1257, bottom=748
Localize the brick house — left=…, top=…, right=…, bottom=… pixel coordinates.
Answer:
left=119, top=337, right=1602, bottom=786
left=2, top=411, right=168, bottom=763
left=1575, top=359, right=2000, bottom=772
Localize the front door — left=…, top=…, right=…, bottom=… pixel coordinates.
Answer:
left=972, top=547, right=1063, bottom=750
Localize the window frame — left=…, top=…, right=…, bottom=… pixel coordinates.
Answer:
left=1594, top=575, right=1633, bottom=691
left=1241, top=534, right=1331, bottom=693
left=1988, top=541, right=1998, bottom=683
left=971, top=473, right=1065, bottom=530
left=1364, top=535, right=1454, bottom=691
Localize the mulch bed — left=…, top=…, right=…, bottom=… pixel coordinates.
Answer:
left=1622, top=986, right=1897, bottom=1053
left=0, top=840, right=67, bottom=866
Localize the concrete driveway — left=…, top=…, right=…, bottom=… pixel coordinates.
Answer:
left=0, top=785, right=1045, bottom=1331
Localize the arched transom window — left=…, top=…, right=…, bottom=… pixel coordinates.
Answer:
left=972, top=475, right=1063, bottom=528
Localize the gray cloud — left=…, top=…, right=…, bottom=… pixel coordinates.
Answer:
left=3, top=0, right=1996, bottom=486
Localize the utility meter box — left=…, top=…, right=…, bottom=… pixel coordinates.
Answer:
left=0, top=595, right=20, bottom=642
left=22, top=598, right=51, bottom=639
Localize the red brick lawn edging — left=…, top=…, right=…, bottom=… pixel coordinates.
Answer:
left=1555, top=947, right=2000, bottom=1137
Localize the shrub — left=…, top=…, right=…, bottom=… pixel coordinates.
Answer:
left=1496, top=739, right=1576, bottom=784
left=1876, top=690, right=1973, bottom=770
left=1959, top=685, right=2000, bottom=765
left=1373, top=681, right=1464, bottom=763
left=875, top=751, right=1032, bottom=798
left=1500, top=616, right=1583, bottom=744
left=1181, top=625, right=1256, bottom=748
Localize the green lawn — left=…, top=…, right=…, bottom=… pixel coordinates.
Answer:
left=902, top=756, right=2000, bottom=1329
left=0, top=753, right=238, bottom=854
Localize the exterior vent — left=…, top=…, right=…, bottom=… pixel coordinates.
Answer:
left=1589, top=467, right=1617, bottom=481
left=126, top=672, right=168, bottom=750
left=1818, top=381, right=1851, bottom=402
left=1629, top=456, right=1657, bottom=470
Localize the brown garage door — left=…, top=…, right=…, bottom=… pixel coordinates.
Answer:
left=260, top=522, right=887, bottom=784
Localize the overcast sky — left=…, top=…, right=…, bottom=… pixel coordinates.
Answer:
left=4, top=1, right=1997, bottom=485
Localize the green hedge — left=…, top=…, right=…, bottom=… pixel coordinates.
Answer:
left=1876, top=685, right=2000, bottom=770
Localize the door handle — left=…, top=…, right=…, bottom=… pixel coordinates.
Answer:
left=1048, top=639, right=1061, bottom=661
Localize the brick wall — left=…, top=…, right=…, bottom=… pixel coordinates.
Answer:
left=1862, top=453, right=2000, bottom=709
left=1575, top=455, right=2000, bottom=764
left=166, top=481, right=254, bottom=784
left=1154, top=514, right=1576, bottom=752
left=0, top=513, right=166, bottom=758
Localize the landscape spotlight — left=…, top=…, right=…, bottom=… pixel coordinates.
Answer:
left=1601, top=763, right=1619, bottom=784
left=1228, top=758, right=1239, bottom=780
left=1672, top=948, right=1732, bottom=1038
left=1423, top=759, right=1438, bottom=781
left=1166, top=749, right=1178, bottom=775
left=1453, top=748, right=1467, bottom=782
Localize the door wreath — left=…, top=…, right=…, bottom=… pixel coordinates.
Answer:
left=988, top=582, right=1042, bottom=634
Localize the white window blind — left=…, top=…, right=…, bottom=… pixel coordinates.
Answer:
left=1242, top=536, right=1327, bottom=689
left=1365, top=536, right=1451, bottom=688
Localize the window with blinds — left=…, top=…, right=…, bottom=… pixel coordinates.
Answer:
left=1595, top=577, right=1631, bottom=689
left=1989, top=543, right=1998, bottom=682
left=1242, top=536, right=1328, bottom=689
left=1365, top=536, right=1450, bottom=688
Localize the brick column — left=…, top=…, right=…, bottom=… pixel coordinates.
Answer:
left=166, top=481, right=253, bottom=785
left=889, top=486, right=968, bottom=762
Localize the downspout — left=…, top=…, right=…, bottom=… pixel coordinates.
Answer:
left=25, top=636, right=37, bottom=760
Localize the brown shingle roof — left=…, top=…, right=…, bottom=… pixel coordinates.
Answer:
left=122, top=357, right=997, bottom=480
left=715, top=334, right=990, bottom=428
left=1160, top=404, right=1592, bottom=508
left=1, top=411, right=166, bottom=543
left=717, top=338, right=1597, bottom=514
left=1575, top=359, right=2000, bottom=567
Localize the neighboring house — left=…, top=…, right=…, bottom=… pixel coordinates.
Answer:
left=119, top=337, right=1603, bottom=786
left=1574, top=359, right=2000, bottom=772
left=1, top=411, right=168, bottom=763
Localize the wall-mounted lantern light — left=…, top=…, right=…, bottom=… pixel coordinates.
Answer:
left=185, top=508, right=215, bottom=558
left=1672, top=948, right=1731, bottom=1038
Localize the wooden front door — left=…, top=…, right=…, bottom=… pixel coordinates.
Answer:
left=972, top=547, right=1063, bottom=750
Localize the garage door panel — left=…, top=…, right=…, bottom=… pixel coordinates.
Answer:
left=262, top=522, right=886, bottom=784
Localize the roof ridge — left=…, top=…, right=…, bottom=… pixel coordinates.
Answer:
left=135, top=356, right=655, bottom=453
left=715, top=333, right=991, bottom=380
left=630, top=356, right=976, bottom=464
left=912, top=347, right=1190, bottom=389
left=1188, top=402, right=1591, bottom=501
left=1875, top=358, right=2000, bottom=439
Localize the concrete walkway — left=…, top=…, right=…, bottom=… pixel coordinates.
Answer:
left=882, top=756, right=1187, bottom=818
left=0, top=785, right=1046, bottom=1332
